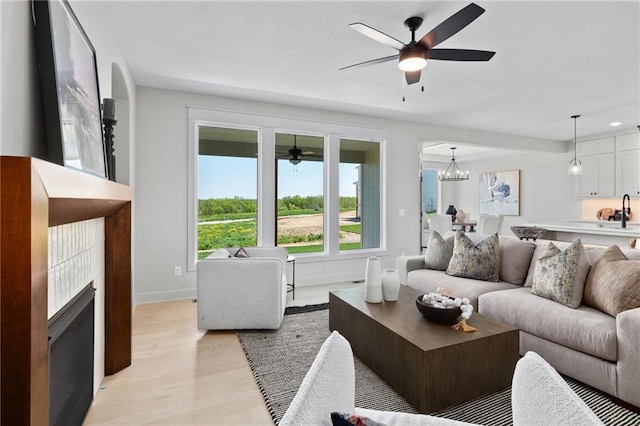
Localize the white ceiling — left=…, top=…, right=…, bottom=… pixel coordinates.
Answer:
left=103, top=1, right=640, bottom=143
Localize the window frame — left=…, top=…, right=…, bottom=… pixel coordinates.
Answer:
left=187, top=107, right=389, bottom=271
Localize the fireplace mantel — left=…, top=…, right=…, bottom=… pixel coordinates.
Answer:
left=0, top=156, right=133, bottom=425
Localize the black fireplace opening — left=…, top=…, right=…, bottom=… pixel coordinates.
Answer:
left=48, top=284, right=96, bottom=426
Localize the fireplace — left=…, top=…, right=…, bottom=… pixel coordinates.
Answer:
left=1, top=156, right=132, bottom=424
left=48, top=284, right=96, bottom=426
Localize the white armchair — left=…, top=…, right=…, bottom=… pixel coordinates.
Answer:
left=196, top=247, right=288, bottom=330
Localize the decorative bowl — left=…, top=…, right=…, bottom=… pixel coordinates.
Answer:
left=415, top=295, right=461, bottom=323
left=510, top=226, right=546, bottom=241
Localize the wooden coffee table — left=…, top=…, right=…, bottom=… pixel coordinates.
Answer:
left=329, top=285, right=519, bottom=413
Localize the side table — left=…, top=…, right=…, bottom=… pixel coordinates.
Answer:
left=287, top=255, right=295, bottom=299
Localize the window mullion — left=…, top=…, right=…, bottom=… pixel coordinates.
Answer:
left=326, top=134, right=340, bottom=254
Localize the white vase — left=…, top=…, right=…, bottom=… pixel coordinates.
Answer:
left=381, top=269, right=400, bottom=302
left=456, top=209, right=466, bottom=223
left=364, top=256, right=382, bottom=303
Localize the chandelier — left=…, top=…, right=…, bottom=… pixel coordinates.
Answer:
left=439, top=147, right=469, bottom=181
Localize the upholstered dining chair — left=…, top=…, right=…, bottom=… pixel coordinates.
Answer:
left=477, top=214, right=503, bottom=235
left=429, top=214, right=453, bottom=236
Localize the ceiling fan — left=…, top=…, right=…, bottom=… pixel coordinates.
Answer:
left=340, top=2, right=495, bottom=85
left=277, top=135, right=317, bottom=165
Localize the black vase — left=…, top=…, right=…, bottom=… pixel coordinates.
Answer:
left=445, top=205, right=457, bottom=222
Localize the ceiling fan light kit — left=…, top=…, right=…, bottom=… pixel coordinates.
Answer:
left=398, top=48, right=427, bottom=71
left=439, top=147, right=469, bottom=182
left=568, top=114, right=584, bottom=176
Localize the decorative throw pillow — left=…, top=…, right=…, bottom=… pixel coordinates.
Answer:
left=234, top=247, right=250, bottom=258
left=205, top=248, right=232, bottom=259
left=331, top=412, right=388, bottom=426
left=499, top=237, right=536, bottom=285
left=424, top=231, right=455, bottom=271
left=583, top=245, right=640, bottom=317
left=531, top=239, right=590, bottom=308
left=446, top=231, right=500, bottom=282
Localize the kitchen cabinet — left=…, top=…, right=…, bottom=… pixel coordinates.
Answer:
left=615, top=133, right=640, bottom=197
left=575, top=137, right=615, bottom=197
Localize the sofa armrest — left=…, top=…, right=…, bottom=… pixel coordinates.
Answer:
left=512, top=352, right=603, bottom=425
left=396, top=255, right=425, bottom=285
left=280, top=331, right=355, bottom=426
left=616, top=306, right=640, bottom=407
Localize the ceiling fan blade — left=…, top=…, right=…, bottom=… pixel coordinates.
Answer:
left=418, top=3, right=485, bottom=49
left=349, top=22, right=405, bottom=50
left=405, top=70, right=421, bottom=85
left=428, top=48, right=495, bottom=61
left=339, top=54, right=399, bottom=71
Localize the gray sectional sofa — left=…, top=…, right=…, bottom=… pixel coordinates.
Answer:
left=396, top=235, right=640, bottom=409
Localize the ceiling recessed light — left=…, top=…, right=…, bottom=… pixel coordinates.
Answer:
left=610, top=121, right=622, bottom=127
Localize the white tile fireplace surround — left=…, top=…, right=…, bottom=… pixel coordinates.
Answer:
left=48, top=218, right=105, bottom=318
left=48, top=218, right=106, bottom=395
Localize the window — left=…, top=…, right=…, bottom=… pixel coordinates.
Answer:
left=275, top=133, right=325, bottom=254
left=339, top=138, right=380, bottom=251
left=197, top=126, right=258, bottom=259
left=187, top=108, right=389, bottom=271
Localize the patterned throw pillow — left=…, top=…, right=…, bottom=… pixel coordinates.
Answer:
left=583, top=245, right=640, bottom=317
left=424, top=231, right=455, bottom=270
left=331, top=412, right=387, bottom=426
left=446, top=231, right=500, bottom=282
left=531, top=239, right=590, bottom=308
left=234, top=247, right=250, bottom=258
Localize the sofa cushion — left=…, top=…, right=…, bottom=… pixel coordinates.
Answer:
left=499, top=237, right=536, bottom=285
left=407, top=268, right=518, bottom=308
left=446, top=232, right=500, bottom=282
left=531, top=240, right=590, bottom=309
left=583, top=245, right=640, bottom=317
left=424, top=231, right=455, bottom=271
left=479, top=287, right=617, bottom=361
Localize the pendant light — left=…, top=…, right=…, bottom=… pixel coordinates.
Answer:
left=568, top=114, right=583, bottom=175
left=439, top=147, right=469, bottom=181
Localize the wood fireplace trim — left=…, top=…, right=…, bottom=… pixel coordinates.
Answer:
left=0, top=156, right=133, bottom=425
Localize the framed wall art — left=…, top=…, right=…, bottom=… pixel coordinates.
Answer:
left=33, top=0, right=107, bottom=178
left=479, top=169, right=520, bottom=216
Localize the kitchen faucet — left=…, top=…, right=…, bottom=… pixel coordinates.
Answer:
left=622, top=193, right=631, bottom=228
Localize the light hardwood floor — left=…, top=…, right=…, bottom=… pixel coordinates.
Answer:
left=84, top=282, right=360, bottom=425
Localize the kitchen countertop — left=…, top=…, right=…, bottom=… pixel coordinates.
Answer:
left=523, top=221, right=640, bottom=237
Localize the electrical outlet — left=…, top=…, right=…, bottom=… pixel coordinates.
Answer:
left=399, top=209, right=406, bottom=217
left=174, top=266, right=182, bottom=276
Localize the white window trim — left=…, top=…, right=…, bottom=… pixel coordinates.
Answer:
left=187, top=106, right=389, bottom=272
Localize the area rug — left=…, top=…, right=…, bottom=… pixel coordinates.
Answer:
left=237, top=307, right=640, bottom=426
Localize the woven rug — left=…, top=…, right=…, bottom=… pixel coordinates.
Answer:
left=237, top=306, right=640, bottom=426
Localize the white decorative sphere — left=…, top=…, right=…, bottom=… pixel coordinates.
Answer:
left=461, top=312, right=471, bottom=319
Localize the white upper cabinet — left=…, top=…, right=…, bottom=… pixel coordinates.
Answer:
left=615, top=133, right=640, bottom=197
left=575, top=138, right=615, bottom=197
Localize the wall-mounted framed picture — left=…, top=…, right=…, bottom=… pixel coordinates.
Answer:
left=33, top=0, right=107, bottom=178
left=479, top=169, right=520, bottom=216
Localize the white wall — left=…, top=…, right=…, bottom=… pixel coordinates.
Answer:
left=444, top=151, right=581, bottom=234
left=134, top=86, right=566, bottom=303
